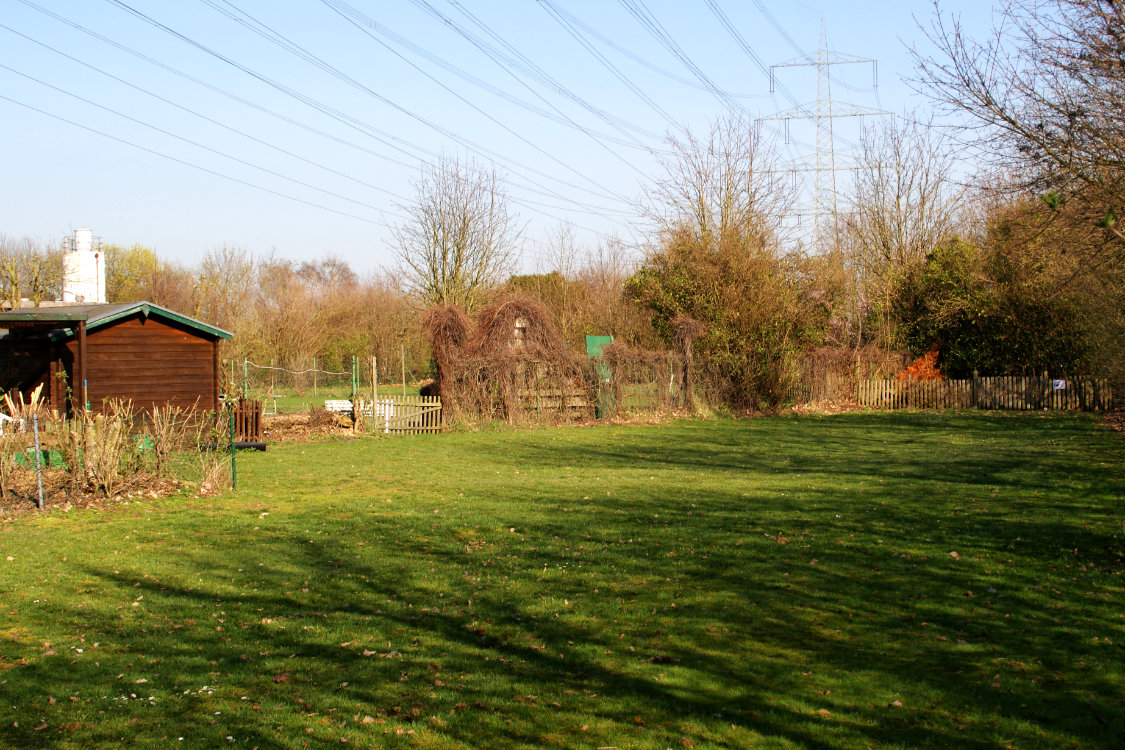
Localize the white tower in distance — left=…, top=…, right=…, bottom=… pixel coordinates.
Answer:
left=61, top=228, right=106, bottom=304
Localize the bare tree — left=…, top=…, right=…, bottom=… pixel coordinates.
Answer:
left=912, top=0, right=1125, bottom=247
left=245, top=258, right=327, bottom=393
left=195, top=244, right=256, bottom=332
left=575, top=237, right=652, bottom=346
left=0, top=235, right=61, bottom=308
left=297, top=256, right=358, bottom=293
left=846, top=113, right=962, bottom=279
left=842, top=113, right=964, bottom=345
left=647, top=111, right=795, bottom=252
left=393, top=156, right=522, bottom=313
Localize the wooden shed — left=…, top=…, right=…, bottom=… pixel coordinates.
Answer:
left=0, top=301, right=232, bottom=414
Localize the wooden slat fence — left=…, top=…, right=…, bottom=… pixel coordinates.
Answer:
left=358, top=395, right=442, bottom=434
left=858, top=376, right=1115, bottom=412
left=520, top=388, right=590, bottom=413
left=235, top=398, right=263, bottom=441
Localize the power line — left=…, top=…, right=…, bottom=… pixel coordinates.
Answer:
left=10, top=0, right=641, bottom=247
left=318, top=0, right=639, bottom=210
left=616, top=0, right=744, bottom=113
left=750, top=0, right=803, bottom=55
left=101, top=0, right=488, bottom=163
left=537, top=0, right=770, bottom=100
left=702, top=0, right=807, bottom=115
left=15, top=0, right=430, bottom=170
left=439, top=0, right=667, bottom=143
left=189, top=0, right=643, bottom=219
left=535, top=0, right=682, bottom=128
left=402, top=0, right=662, bottom=180
left=0, top=22, right=413, bottom=205
left=0, top=93, right=392, bottom=227
left=0, top=62, right=398, bottom=216
left=319, top=0, right=661, bottom=152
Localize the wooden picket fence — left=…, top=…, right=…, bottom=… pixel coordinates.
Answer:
left=858, top=375, right=1115, bottom=412
left=234, top=398, right=263, bottom=442
left=357, top=395, right=442, bottom=434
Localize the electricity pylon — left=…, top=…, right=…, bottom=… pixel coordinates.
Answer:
left=761, top=19, right=888, bottom=248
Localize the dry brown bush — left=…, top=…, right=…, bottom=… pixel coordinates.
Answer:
left=423, top=295, right=594, bottom=425
left=83, top=400, right=137, bottom=498
left=421, top=304, right=473, bottom=419
left=670, top=317, right=705, bottom=409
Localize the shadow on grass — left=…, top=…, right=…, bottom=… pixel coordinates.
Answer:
left=1, top=412, right=1122, bottom=748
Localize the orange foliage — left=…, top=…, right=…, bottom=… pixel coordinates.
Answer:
left=896, top=349, right=943, bottom=381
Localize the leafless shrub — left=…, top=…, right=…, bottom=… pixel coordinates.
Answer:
left=192, top=410, right=230, bottom=495
left=0, top=419, right=23, bottom=503
left=0, top=385, right=45, bottom=503
left=83, top=400, right=137, bottom=498
left=148, top=403, right=192, bottom=478
left=46, top=410, right=85, bottom=496
left=306, top=407, right=338, bottom=429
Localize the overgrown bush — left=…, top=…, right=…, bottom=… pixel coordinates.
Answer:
left=423, top=295, right=594, bottom=425
left=892, top=236, right=1091, bottom=377
left=626, top=230, right=826, bottom=408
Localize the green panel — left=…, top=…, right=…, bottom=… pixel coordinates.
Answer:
left=14, top=449, right=66, bottom=469
left=584, top=335, right=614, bottom=358
left=585, top=335, right=615, bottom=418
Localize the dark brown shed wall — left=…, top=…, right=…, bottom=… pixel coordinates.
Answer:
left=64, top=315, right=219, bottom=412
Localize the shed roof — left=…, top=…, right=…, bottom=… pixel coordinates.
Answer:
left=0, top=301, right=232, bottom=340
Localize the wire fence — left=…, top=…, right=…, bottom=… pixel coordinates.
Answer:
left=226, top=356, right=428, bottom=414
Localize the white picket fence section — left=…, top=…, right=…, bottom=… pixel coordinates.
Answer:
left=348, top=395, right=442, bottom=434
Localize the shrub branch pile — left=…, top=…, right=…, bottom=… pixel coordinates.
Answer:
left=424, top=296, right=594, bottom=424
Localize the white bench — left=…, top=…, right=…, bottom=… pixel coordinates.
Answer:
left=324, top=399, right=354, bottom=416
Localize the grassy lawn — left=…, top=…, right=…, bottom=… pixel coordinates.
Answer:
left=0, top=412, right=1122, bottom=748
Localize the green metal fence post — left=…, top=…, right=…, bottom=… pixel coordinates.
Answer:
left=229, top=406, right=237, bottom=490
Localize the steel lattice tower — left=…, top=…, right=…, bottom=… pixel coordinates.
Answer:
left=762, top=20, right=887, bottom=248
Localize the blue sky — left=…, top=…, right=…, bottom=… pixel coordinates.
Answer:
left=0, top=0, right=996, bottom=274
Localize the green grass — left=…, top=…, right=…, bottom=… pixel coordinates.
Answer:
left=1, top=412, right=1123, bottom=748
